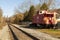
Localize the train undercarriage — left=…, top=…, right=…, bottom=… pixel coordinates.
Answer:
left=29, top=23, right=58, bottom=29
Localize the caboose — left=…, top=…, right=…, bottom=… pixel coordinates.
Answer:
left=29, top=10, right=57, bottom=29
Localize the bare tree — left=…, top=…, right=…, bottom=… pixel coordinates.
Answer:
left=0, top=8, right=2, bottom=17
left=39, top=0, right=55, bottom=9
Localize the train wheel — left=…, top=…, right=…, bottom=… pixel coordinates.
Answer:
left=38, top=24, right=45, bottom=29
left=47, top=24, right=53, bottom=29
left=49, top=24, right=57, bottom=29
left=44, top=24, right=49, bottom=29
left=53, top=24, right=58, bottom=29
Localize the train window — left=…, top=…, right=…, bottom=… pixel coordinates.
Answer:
left=44, top=14, right=54, bottom=17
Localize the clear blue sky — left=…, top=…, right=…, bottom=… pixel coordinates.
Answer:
left=0, top=0, right=60, bottom=17
left=0, top=0, right=25, bottom=17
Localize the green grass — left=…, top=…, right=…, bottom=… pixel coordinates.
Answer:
left=37, top=29, right=60, bottom=38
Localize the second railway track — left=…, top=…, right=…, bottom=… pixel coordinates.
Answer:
left=8, top=24, right=39, bottom=40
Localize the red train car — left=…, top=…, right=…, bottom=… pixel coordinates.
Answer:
left=29, top=10, right=57, bottom=29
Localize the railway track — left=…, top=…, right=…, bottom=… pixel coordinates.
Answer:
left=8, top=24, right=39, bottom=40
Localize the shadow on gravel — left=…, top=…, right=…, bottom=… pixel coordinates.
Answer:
left=19, top=25, right=46, bottom=29
left=58, top=37, right=60, bottom=39
left=24, top=27, right=40, bottom=29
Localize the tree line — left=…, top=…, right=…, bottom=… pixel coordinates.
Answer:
left=9, top=3, right=49, bottom=24
left=0, top=8, right=6, bottom=29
